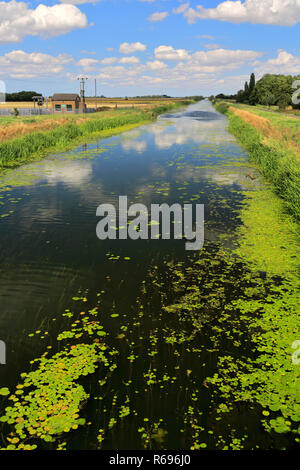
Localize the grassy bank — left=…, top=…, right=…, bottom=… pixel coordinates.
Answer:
left=214, top=101, right=300, bottom=220
left=0, top=101, right=190, bottom=171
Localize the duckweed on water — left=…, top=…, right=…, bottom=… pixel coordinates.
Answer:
left=205, top=184, right=300, bottom=440
left=0, top=221, right=298, bottom=450
left=235, top=187, right=299, bottom=277
left=0, top=304, right=117, bottom=450
left=0, top=343, right=110, bottom=449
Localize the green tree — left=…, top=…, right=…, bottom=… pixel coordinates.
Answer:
left=6, top=91, right=42, bottom=102
left=244, top=81, right=250, bottom=102
left=249, top=87, right=258, bottom=105
left=260, top=92, right=276, bottom=108
left=249, top=73, right=256, bottom=94
left=254, top=74, right=293, bottom=106
left=236, top=89, right=246, bottom=103
left=277, top=92, right=291, bottom=110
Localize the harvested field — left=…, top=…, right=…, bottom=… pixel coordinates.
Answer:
left=0, top=116, right=88, bottom=142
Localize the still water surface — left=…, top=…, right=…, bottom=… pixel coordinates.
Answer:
left=0, top=100, right=269, bottom=449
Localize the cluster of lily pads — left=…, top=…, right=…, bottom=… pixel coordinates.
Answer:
left=0, top=302, right=117, bottom=450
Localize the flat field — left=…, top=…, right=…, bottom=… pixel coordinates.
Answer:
left=0, top=97, right=182, bottom=110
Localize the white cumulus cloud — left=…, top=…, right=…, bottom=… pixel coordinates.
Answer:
left=181, top=0, right=300, bottom=26
left=77, top=58, right=99, bottom=70
left=146, top=60, right=168, bottom=70
left=59, top=0, right=97, bottom=3
left=98, top=56, right=140, bottom=65
left=0, top=50, right=73, bottom=78
left=154, top=45, right=190, bottom=61
left=191, top=48, right=262, bottom=66
left=173, top=2, right=189, bottom=14
left=119, top=42, right=147, bottom=54
left=0, top=1, right=88, bottom=43
left=254, top=50, right=300, bottom=75
left=100, top=57, right=118, bottom=64
left=119, top=56, right=140, bottom=64
left=148, top=11, right=169, bottom=22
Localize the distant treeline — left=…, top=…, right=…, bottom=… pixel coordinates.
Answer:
left=213, top=93, right=237, bottom=100
left=215, top=73, right=300, bottom=110
left=91, top=95, right=204, bottom=101
left=5, top=92, right=205, bottom=103
left=127, top=95, right=172, bottom=99
left=94, top=95, right=174, bottom=100
left=185, top=96, right=204, bottom=101
left=6, top=91, right=42, bottom=102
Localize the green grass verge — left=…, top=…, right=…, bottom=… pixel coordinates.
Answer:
left=214, top=101, right=300, bottom=221
left=232, top=103, right=300, bottom=141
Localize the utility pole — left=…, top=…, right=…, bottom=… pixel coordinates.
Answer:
left=94, top=78, right=97, bottom=111
left=77, top=77, right=88, bottom=113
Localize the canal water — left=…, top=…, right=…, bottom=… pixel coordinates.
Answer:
left=0, top=100, right=281, bottom=449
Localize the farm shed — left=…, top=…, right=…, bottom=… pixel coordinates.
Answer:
left=51, top=94, right=86, bottom=114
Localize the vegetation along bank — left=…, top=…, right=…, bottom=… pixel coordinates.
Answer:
left=214, top=101, right=300, bottom=221
left=0, top=100, right=193, bottom=172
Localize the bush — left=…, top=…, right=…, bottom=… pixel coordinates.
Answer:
left=214, top=102, right=230, bottom=114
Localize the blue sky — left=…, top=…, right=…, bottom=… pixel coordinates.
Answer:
left=0, top=0, right=300, bottom=97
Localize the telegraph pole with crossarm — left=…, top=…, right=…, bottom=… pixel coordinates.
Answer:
left=77, top=77, right=88, bottom=112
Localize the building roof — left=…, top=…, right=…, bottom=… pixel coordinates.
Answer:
left=52, top=94, right=80, bottom=101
